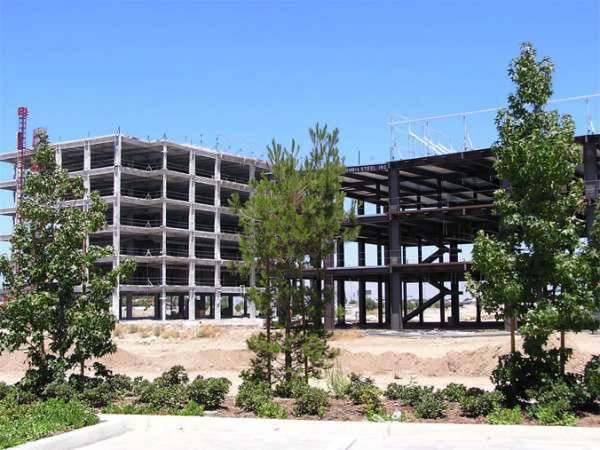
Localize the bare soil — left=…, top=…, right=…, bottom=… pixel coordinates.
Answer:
left=1, top=322, right=598, bottom=393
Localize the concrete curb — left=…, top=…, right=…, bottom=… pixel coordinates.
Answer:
left=11, top=418, right=128, bottom=450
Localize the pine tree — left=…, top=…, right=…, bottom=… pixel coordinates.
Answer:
left=0, top=130, right=135, bottom=392
left=233, top=124, right=355, bottom=388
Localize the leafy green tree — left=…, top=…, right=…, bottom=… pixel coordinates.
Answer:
left=468, top=43, right=600, bottom=382
left=0, top=130, right=135, bottom=392
left=233, top=124, right=355, bottom=387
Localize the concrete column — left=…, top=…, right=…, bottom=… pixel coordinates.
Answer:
left=83, top=140, right=91, bottom=195
left=111, top=135, right=122, bottom=318
left=189, top=151, right=196, bottom=320
left=55, top=145, right=62, bottom=167
left=248, top=164, right=256, bottom=319
left=336, top=239, right=345, bottom=325
left=324, top=251, right=335, bottom=331
left=584, top=141, right=598, bottom=238
left=159, top=144, right=168, bottom=321
left=214, top=289, right=222, bottom=320
left=388, top=166, right=403, bottom=330
left=188, top=291, right=196, bottom=321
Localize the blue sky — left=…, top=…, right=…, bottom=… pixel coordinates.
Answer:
left=0, top=0, right=599, bottom=274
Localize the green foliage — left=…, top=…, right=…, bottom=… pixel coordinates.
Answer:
left=136, top=381, right=188, bottom=410
left=292, top=385, right=329, bottom=417
left=440, top=383, right=468, bottom=402
left=0, top=131, right=135, bottom=392
left=384, top=382, right=434, bottom=407
left=584, top=355, right=600, bottom=400
left=233, top=124, right=356, bottom=387
left=0, top=383, right=9, bottom=401
left=413, top=392, right=446, bottom=419
left=344, top=373, right=383, bottom=414
left=0, top=398, right=97, bottom=449
left=325, top=364, right=350, bottom=399
left=155, top=365, right=189, bottom=387
left=274, top=375, right=308, bottom=399
left=487, top=407, right=523, bottom=425
left=235, top=379, right=272, bottom=412
left=179, top=401, right=205, bottom=416
left=102, top=403, right=158, bottom=415
left=459, top=391, right=504, bottom=418
left=187, top=376, right=231, bottom=409
left=529, top=403, right=577, bottom=426
left=256, top=401, right=288, bottom=419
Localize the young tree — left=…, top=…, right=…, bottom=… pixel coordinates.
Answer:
left=468, top=43, right=600, bottom=395
left=233, top=124, right=355, bottom=387
left=0, top=131, right=135, bottom=392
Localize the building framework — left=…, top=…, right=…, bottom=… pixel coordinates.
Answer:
left=0, top=134, right=268, bottom=321
left=318, top=133, right=600, bottom=330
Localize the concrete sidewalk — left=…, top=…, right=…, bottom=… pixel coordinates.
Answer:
left=70, top=414, right=600, bottom=450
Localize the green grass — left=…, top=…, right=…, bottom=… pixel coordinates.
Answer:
left=0, top=398, right=98, bottom=449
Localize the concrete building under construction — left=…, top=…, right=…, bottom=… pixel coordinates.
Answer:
left=0, top=128, right=598, bottom=330
left=0, top=134, right=268, bottom=321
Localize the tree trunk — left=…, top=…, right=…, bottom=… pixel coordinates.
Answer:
left=80, top=361, right=85, bottom=378
left=510, top=316, right=516, bottom=353
left=560, top=330, right=566, bottom=376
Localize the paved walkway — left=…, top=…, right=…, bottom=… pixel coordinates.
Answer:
left=74, top=415, right=600, bottom=450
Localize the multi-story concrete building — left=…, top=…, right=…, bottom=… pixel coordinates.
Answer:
left=0, top=134, right=268, bottom=321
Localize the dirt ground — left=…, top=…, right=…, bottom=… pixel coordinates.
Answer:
left=1, top=322, right=598, bottom=392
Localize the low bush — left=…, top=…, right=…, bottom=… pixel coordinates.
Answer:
left=346, top=374, right=378, bottom=404
left=440, top=383, right=468, bottom=402
left=235, top=379, right=272, bottom=412
left=187, top=376, right=231, bottom=409
left=42, top=381, right=76, bottom=401
left=0, top=398, right=97, bottom=449
left=584, top=355, right=600, bottom=401
left=78, top=383, right=116, bottom=408
left=413, top=392, right=446, bottom=419
left=459, top=391, right=503, bottom=418
left=179, top=401, right=205, bottom=416
left=155, top=365, right=189, bottom=387
left=0, top=383, right=9, bottom=401
left=487, top=407, right=523, bottom=425
left=385, top=383, right=434, bottom=407
left=529, top=404, right=577, bottom=426
left=526, top=381, right=580, bottom=426
left=102, top=403, right=158, bottom=415
left=256, top=401, right=288, bottom=419
left=274, top=376, right=308, bottom=399
left=136, top=382, right=188, bottom=410
left=326, top=364, right=350, bottom=399
left=293, top=386, right=329, bottom=418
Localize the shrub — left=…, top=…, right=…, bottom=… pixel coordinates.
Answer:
left=529, top=404, right=577, bottom=426
left=491, top=350, right=567, bottom=404
left=326, top=365, right=350, bottom=399
left=0, top=383, right=10, bottom=401
left=584, top=355, right=600, bottom=401
left=3, top=387, right=37, bottom=405
left=413, top=392, right=446, bottom=419
left=136, top=382, right=188, bottom=410
left=179, top=401, right=205, bottom=416
left=385, top=383, right=434, bottom=407
left=274, top=376, right=307, bottom=399
left=256, top=401, right=288, bottom=419
left=346, top=373, right=377, bottom=403
left=488, top=407, right=523, bottom=425
left=459, top=391, right=503, bottom=418
left=235, top=379, right=272, bottom=412
left=292, top=386, right=329, bottom=417
left=78, top=383, right=116, bottom=408
left=155, top=365, right=189, bottom=387
left=526, top=381, right=581, bottom=426
left=0, top=398, right=97, bottom=449
left=42, top=381, right=76, bottom=400
left=187, top=376, right=231, bottom=410
left=102, top=403, right=157, bottom=415
left=440, top=383, right=468, bottom=402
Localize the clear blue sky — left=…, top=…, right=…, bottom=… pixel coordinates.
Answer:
left=1, top=0, right=598, bottom=162
left=0, top=0, right=598, bottom=299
